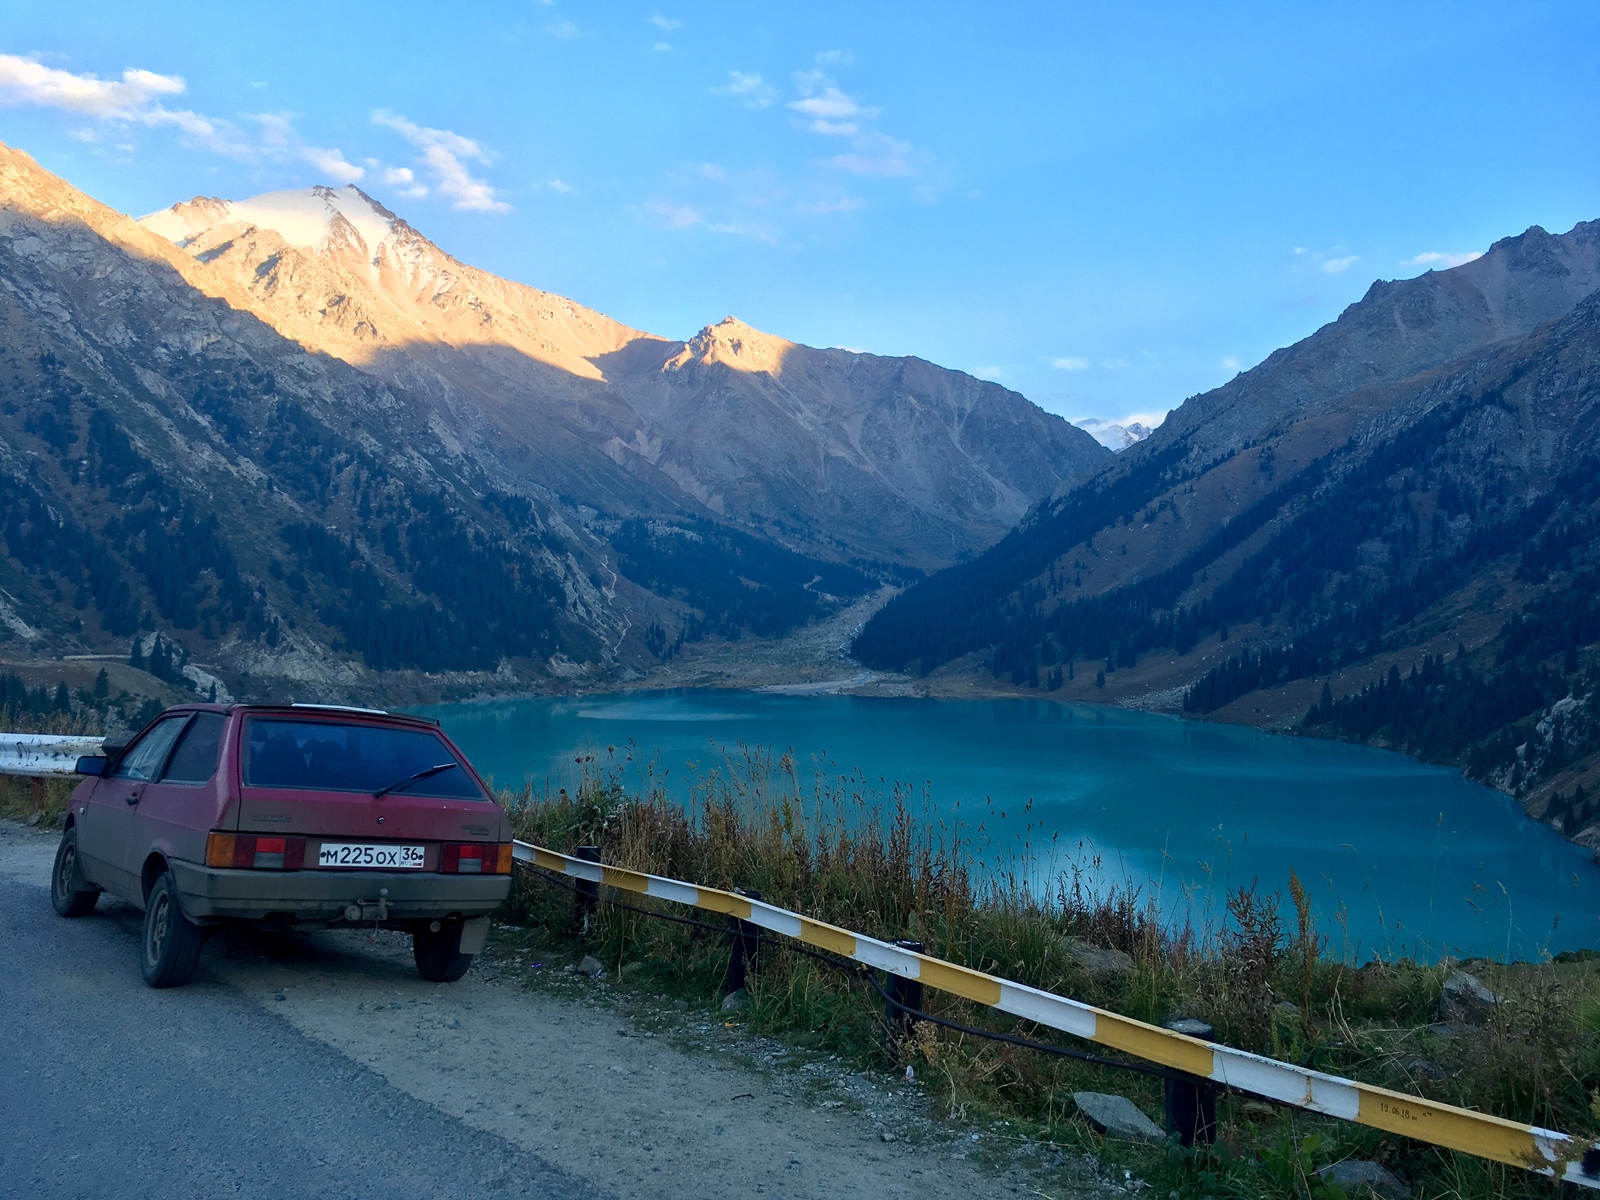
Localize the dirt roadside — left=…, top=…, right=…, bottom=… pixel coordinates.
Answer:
left=2, top=822, right=1119, bottom=1200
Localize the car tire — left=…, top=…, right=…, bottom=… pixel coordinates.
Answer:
left=50, top=828, right=101, bottom=918
left=141, top=869, right=204, bottom=988
left=413, top=925, right=474, bottom=983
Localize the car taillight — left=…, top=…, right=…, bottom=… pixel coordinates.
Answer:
left=441, top=842, right=512, bottom=875
left=206, top=831, right=305, bottom=870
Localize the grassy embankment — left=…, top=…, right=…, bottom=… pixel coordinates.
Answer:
left=496, top=746, right=1600, bottom=1200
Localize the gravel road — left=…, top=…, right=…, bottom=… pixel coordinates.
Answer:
left=0, top=821, right=1111, bottom=1199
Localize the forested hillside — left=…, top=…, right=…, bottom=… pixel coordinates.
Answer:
left=855, top=220, right=1600, bottom=849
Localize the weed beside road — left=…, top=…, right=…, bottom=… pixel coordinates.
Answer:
left=499, top=748, right=1600, bottom=1200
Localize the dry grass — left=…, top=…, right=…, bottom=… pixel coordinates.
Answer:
left=498, top=747, right=1600, bottom=1199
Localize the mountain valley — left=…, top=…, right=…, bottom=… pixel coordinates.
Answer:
left=0, top=141, right=1104, bottom=715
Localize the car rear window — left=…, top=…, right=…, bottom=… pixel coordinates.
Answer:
left=242, top=718, right=487, bottom=799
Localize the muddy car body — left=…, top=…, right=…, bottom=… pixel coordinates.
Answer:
left=50, top=703, right=512, bottom=987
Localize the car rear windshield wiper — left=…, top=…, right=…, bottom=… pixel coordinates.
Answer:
left=373, top=762, right=459, bottom=798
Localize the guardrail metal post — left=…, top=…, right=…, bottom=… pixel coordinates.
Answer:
left=885, top=939, right=926, bottom=1045
left=574, top=845, right=602, bottom=934
left=723, top=888, right=761, bottom=995
left=1163, top=1018, right=1218, bottom=1147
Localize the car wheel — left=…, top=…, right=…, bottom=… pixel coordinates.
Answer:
left=51, top=828, right=101, bottom=918
left=141, top=869, right=204, bottom=988
left=413, top=925, right=474, bottom=983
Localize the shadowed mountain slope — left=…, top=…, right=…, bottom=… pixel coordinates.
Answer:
left=855, top=219, right=1600, bottom=849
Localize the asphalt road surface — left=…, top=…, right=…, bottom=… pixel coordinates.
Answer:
left=0, top=822, right=1109, bottom=1200
left=0, top=870, right=597, bottom=1200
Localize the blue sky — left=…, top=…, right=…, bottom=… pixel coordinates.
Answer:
left=3, top=2, right=1597, bottom=427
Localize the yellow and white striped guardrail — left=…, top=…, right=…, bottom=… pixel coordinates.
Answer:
left=514, top=839, right=1599, bottom=1186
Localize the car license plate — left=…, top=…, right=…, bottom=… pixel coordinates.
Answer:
left=317, top=843, right=427, bottom=869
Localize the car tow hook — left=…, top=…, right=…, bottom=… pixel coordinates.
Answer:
left=344, top=888, right=391, bottom=925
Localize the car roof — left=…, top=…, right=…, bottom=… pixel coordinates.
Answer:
left=221, top=703, right=442, bottom=728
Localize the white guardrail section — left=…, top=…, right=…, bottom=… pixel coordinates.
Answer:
left=0, top=734, right=105, bottom=776
left=514, top=840, right=1599, bottom=1186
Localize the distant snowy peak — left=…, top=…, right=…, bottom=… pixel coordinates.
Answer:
left=140, top=185, right=403, bottom=265
left=1074, top=418, right=1154, bottom=451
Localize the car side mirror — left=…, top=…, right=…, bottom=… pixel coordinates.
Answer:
left=75, top=755, right=108, bottom=777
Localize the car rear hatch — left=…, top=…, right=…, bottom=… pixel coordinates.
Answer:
left=231, top=713, right=509, bottom=872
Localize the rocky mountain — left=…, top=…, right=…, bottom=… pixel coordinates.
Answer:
left=138, top=184, right=1107, bottom=568
left=1074, top=418, right=1155, bottom=451
left=855, top=219, right=1600, bottom=848
left=0, top=143, right=1102, bottom=705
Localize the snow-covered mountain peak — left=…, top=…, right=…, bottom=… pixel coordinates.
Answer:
left=1073, top=418, right=1157, bottom=451
left=140, top=185, right=401, bottom=265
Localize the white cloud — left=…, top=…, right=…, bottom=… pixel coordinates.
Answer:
left=372, top=110, right=509, bottom=212
left=822, top=132, right=913, bottom=177
left=647, top=14, right=681, bottom=30
left=814, top=50, right=853, bottom=66
left=1321, top=254, right=1359, bottom=274
left=654, top=42, right=672, bottom=52
left=972, top=365, right=1007, bottom=381
left=648, top=200, right=703, bottom=230
left=697, top=162, right=728, bottom=181
left=1221, top=354, right=1243, bottom=372
left=546, top=17, right=581, bottom=37
left=0, top=55, right=183, bottom=117
left=788, top=85, right=876, bottom=122
left=1403, top=250, right=1482, bottom=269
left=1051, top=356, right=1090, bottom=371
left=715, top=70, right=776, bottom=108
left=546, top=178, right=574, bottom=194
left=302, top=144, right=364, bottom=184
left=382, top=165, right=427, bottom=197
left=796, top=196, right=863, bottom=214
left=789, top=72, right=916, bottom=177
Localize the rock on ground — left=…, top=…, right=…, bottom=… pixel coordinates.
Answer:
left=1317, top=1160, right=1411, bottom=1200
left=1071, top=1092, right=1165, bottom=1142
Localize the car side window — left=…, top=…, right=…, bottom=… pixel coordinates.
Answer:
left=111, top=717, right=189, bottom=782
left=161, top=713, right=226, bottom=784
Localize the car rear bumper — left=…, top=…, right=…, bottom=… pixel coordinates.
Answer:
left=168, top=860, right=510, bottom=921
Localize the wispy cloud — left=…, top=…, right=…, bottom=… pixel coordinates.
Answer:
left=381, top=165, right=427, bottom=198
left=1051, top=356, right=1090, bottom=371
left=647, top=200, right=703, bottom=230
left=0, top=54, right=261, bottom=157
left=715, top=70, right=776, bottom=108
left=373, top=111, right=509, bottom=212
left=0, top=54, right=183, bottom=117
left=545, top=178, right=574, bottom=194
left=790, top=69, right=917, bottom=177
left=653, top=43, right=672, bottom=52
left=1221, top=354, right=1243, bottom=372
left=1321, top=254, right=1359, bottom=274
left=545, top=17, right=581, bottom=38
left=253, top=114, right=364, bottom=182
left=0, top=54, right=493, bottom=208
left=1403, top=250, right=1482, bottom=269
left=796, top=196, right=863, bottom=214
left=647, top=14, right=681, bottom=30
left=643, top=200, right=777, bottom=242
left=788, top=83, right=878, bottom=136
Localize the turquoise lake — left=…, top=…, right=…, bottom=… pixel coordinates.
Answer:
left=420, top=690, right=1600, bottom=961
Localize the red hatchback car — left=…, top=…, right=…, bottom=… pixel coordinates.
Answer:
left=50, top=703, right=513, bottom=988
